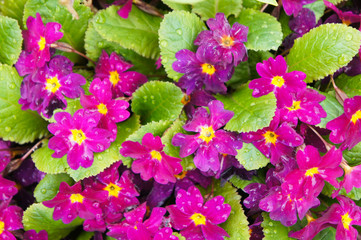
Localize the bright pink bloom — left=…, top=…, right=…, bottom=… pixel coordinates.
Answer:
left=154, top=228, right=179, bottom=240
left=0, top=201, right=23, bottom=240
left=0, top=176, right=17, bottom=201
left=283, top=0, right=316, bottom=16
left=324, top=0, right=361, bottom=25
left=24, top=230, right=48, bottom=240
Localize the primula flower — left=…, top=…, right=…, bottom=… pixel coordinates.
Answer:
left=172, top=100, right=241, bottom=172
left=282, top=0, right=316, bottom=16
left=24, top=230, right=48, bottom=240
left=0, top=176, right=17, bottom=201
left=154, top=228, right=179, bottom=240
left=324, top=0, right=361, bottom=25
left=172, top=46, right=233, bottom=95
left=113, top=0, right=133, bottom=18
left=249, top=55, right=307, bottom=108
left=80, top=78, right=130, bottom=141
left=23, top=13, right=63, bottom=67
left=0, top=200, right=23, bottom=240
left=338, top=164, right=361, bottom=194
left=327, top=96, right=361, bottom=150
left=167, top=186, right=231, bottom=240
left=194, top=12, right=248, bottom=65
left=289, top=214, right=328, bottom=239
left=95, top=51, right=147, bottom=98
left=48, top=109, right=112, bottom=170
left=181, top=90, right=216, bottom=120
left=120, top=133, right=183, bottom=184
left=0, top=140, right=11, bottom=172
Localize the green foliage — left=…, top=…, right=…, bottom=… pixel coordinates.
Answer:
left=343, top=142, right=361, bottom=166
left=279, top=11, right=292, bottom=40
left=76, top=231, right=94, bottom=240
left=0, top=0, right=27, bottom=27
left=23, top=203, right=84, bottom=240
left=316, top=91, right=343, bottom=128
left=256, top=0, right=278, bottom=6
left=162, top=0, right=192, bottom=11
left=314, top=227, right=336, bottom=240
left=262, top=212, right=292, bottom=239
left=93, top=6, right=161, bottom=59
left=192, top=0, right=243, bottom=20
left=216, top=83, right=277, bottom=132
left=336, top=74, right=361, bottom=97
left=0, top=16, right=22, bottom=65
left=242, top=0, right=263, bottom=9
left=165, top=0, right=204, bottom=3
left=34, top=173, right=74, bottom=202
left=159, top=10, right=205, bottom=81
left=236, top=142, right=269, bottom=170
left=322, top=182, right=361, bottom=201
left=131, top=81, right=184, bottom=124
left=0, top=64, right=49, bottom=144
left=232, top=9, right=282, bottom=51
left=287, top=24, right=361, bottom=83
left=230, top=174, right=265, bottom=190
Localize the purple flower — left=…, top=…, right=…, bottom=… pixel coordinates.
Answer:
left=95, top=51, right=147, bottom=98
left=0, top=201, right=23, bottom=240
left=283, top=0, right=316, bottom=16
left=24, top=230, right=48, bottom=240
left=0, top=176, right=17, bottom=201
left=80, top=78, right=130, bottom=141
left=114, top=0, right=133, bottom=18
left=172, top=46, right=234, bottom=95
left=327, top=96, right=361, bottom=150
left=289, top=214, right=328, bottom=239
left=23, top=13, right=63, bottom=67
left=0, top=140, right=11, bottom=172
left=48, top=109, right=112, bottom=170
left=154, top=228, right=179, bottom=240
left=339, top=164, right=361, bottom=193
left=182, top=90, right=216, bottom=120
left=172, top=100, right=241, bottom=172
left=324, top=0, right=361, bottom=25
left=194, top=12, right=248, bottom=65
left=120, top=133, right=183, bottom=184
left=166, top=186, right=231, bottom=240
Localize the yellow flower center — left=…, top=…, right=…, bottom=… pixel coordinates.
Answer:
left=109, top=71, right=120, bottom=86
left=71, top=129, right=87, bottom=145
left=305, top=167, right=319, bottom=177
left=221, top=35, right=234, bottom=47
left=104, top=182, right=122, bottom=198
left=45, top=76, right=61, bottom=93
left=97, top=103, right=108, bottom=115
left=181, top=94, right=191, bottom=105
left=199, top=126, right=215, bottom=144
left=190, top=213, right=206, bottom=226
left=150, top=150, right=162, bottom=161
left=0, top=221, right=4, bottom=235
left=263, top=131, right=278, bottom=145
left=341, top=212, right=353, bottom=230
left=201, top=63, right=216, bottom=75
left=175, top=171, right=187, bottom=180
left=351, top=110, right=361, bottom=124
left=287, top=101, right=301, bottom=111
left=70, top=193, right=84, bottom=204
left=38, top=36, right=46, bottom=51
left=342, top=19, right=352, bottom=26
left=271, top=76, right=285, bottom=87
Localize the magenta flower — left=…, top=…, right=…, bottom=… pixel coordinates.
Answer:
left=0, top=176, right=18, bottom=201
left=107, top=203, right=166, bottom=240
left=24, top=230, right=48, bottom=240
left=324, top=0, right=361, bottom=25
left=327, top=96, right=361, bottom=150
left=48, top=109, right=112, bottom=170
left=0, top=140, right=11, bottom=172
left=172, top=46, right=233, bottom=95
left=166, top=186, right=231, bottom=240
left=0, top=201, right=23, bottom=240
left=23, top=13, right=63, bottom=67
left=95, top=51, right=147, bottom=98
left=248, top=55, right=307, bottom=108
left=172, top=100, right=241, bottom=172
left=120, top=133, right=183, bottom=184
left=154, top=228, right=179, bottom=240
left=338, top=164, right=361, bottom=194
left=194, top=12, right=248, bottom=65
left=80, top=78, right=130, bottom=141
left=282, top=0, right=316, bottom=16
left=113, top=0, right=133, bottom=18
left=289, top=214, right=328, bottom=239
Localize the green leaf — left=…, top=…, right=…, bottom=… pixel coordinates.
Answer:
left=162, top=0, right=191, bottom=11
left=262, top=212, right=292, bottom=240
left=172, top=232, right=186, bottom=240
left=230, top=174, right=265, bottom=190
left=76, top=231, right=94, bottom=240
left=304, top=0, right=325, bottom=22
left=232, top=9, right=282, bottom=51
left=343, top=142, right=361, bottom=166
left=256, top=0, right=278, bottom=6
left=216, top=83, right=277, bottom=132
left=335, top=74, right=361, bottom=97
left=34, top=173, right=74, bottom=202
left=316, top=91, right=343, bottom=128
left=0, top=0, right=27, bottom=27
left=164, top=0, right=204, bottom=3
left=287, top=24, right=361, bottom=83
left=131, top=81, right=184, bottom=124
left=23, top=0, right=94, bottom=64
left=159, top=10, right=205, bottom=81
left=192, top=0, right=243, bottom=20
left=236, top=142, right=269, bottom=170
left=0, top=64, right=49, bottom=144
left=313, top=227, right=336, bottom=240
left=279, top=11, right=292, bottom=40
left=322, top=182, right=361, bottom=201
left=23, top=203, right=83, bottom=240
left=93, top=6, right=161, bottom=59
left=242, top=0, right=263, bottom=10
left=0, top=16, right=22, bottom=65
left=326, top=0, right=344, bottom=4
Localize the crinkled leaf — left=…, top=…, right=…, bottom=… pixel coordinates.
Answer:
left=279, top=11, right=292, bottom=40
left=322, top=182, right=361, bottom=201
left=0, top=0, right=27, bottom=27
left=314, top=227, right=336, bottom=240
left=256, top=0, right=278, bottom=6
left=230, top=174, right=265, bottom=190
left=287, top=24, right=361, bottom=83
left=316, top=91, right=343, bottom=128
left=159, top=10, right=206, bottom=81
left=335, top=74, right=361, bottom=97
left=0, top=16, right=22, bottom=65
left=162, top=0, right=191, bottom=11
left=236, top=143, right=269, bottom=170
left=23, top=0, right=94, bottom=64
left=172, top=233, right=186, bottom=240
left=216, top=83, right=277, bottom=132
left=242, top=0, right=263, bottom=9
left=0, top=64, right=49, bottom=144
left=304, top=0, right=326, bottom=22
left=76, top=231, right=94, bottom=240
left=93, top=6, right=161, bottom=59
left=262, top=212, right=292, bottom=240
left=232, top=9, right=282, bottom=51
left=131, top=81, right=184, bottom=124
left=192, top=0, right=243, bottom=20
left=23, top=203, right=84, bottom=240
left=34, top=173, right=74, bottom=202
left=343, top=142, right=361, bottom=166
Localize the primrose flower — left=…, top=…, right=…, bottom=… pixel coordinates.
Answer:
left=23, top=13, right=63, bottom=67
left=0, top=140, right=11, bottom=172
left=48, top=109, right=112, bottom=170
left=289, top=214, right=328, bottom=239
left=172, top=100, right=241, bottom=172
left=24, top=230, right=48, bottom=240
left=154, top=228, right=179, bottom=240
left=95, top=51, right=147, bottom=98
left=114, top=0, right=133, bottom=18
left=166, top=186, right=231, bottom=240
left=0, top=201, right=23, bottom=240
left=338, top=164, right=361, bottom=193
left=0, top=176, right=17, bottom=201
left=194, top=12, right=248, bottom=65
left=120, top=133, right=183, bottom=184
left=282, top=0, right=316, bottom=16
left=327, top=96, right=361, bottom=150
left=249, top=55, right=307, bottom=108
left=324, top=0, right=361, bottom=25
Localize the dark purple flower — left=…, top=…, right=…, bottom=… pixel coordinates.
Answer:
left=194, top=12, right=248, bottom=65
left=24, top=230, right=48, bottom=240
left=283, top=0, right=316, bottom=16
left=324, top=0, right=361, bottom=25
left=48, top=109, right=112, bottom=170
left=0, top=140, right=11, bottom=172
left=182, top=90, right=216, bottom=120
left=167, top=186, right=231, bottom=240
left=0, top=201, right=23, bottom=240
left=95, top=51, right=147, bottom=98
left=12, top=158, right=45, bottom=187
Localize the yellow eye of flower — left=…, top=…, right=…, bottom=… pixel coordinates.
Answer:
left=45, top=76, right=61, bottom=93
left=190, top=213, right=206, bottom=226
left=104, top=182, right=122, bottom=198
left=221, top=35, right=234, bottom=47
left=70, top=193, right=84, bottom=204
left=351, top=110, right=361, bottom=124
left=271, top=76, right=285, bottom=87
left=263, top=131, right=278, bottom=145
left=150, top=150, right=162, bottom=161
left=97, top=103, right=108, bottom=115
left=201, top=63, right=216, bottom=75
left=305, top=167, right=319, bottom=177
left=341, top=212, right=353, bottom=230
left=109, top=71, right=120, bottom=86
left=38, top=36, right=46, bottom=51
left=287, top=101, right=301, bottom=111
left=0, top=221, right=4, bottom=235
left=71, top=129, right=87, bottom=145
left=199, top=126, right=215, bottom=144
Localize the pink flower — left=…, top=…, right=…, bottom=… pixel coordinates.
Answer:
left=0, top=200, right=23, bottom=240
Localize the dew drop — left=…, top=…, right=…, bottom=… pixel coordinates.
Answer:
left=5, top=127, right=11, bottom=132
left=8, top=83, right=15, bottom=89
left=338, top=54, right=348, bottom=65
left=96, top=15, right=106, bottom=24
left=345, top=34, right=353, bottom=41
left=176, top=28, right=183, bottom=35
left=41, top=189, right=47, bottom=194
left=160, top=40, right=168, bottom=47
